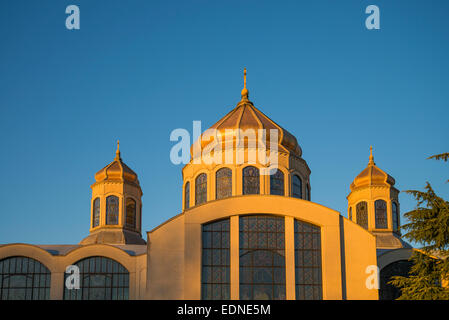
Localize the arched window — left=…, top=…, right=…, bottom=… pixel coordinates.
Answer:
left=0, top=256, right=51, bottom=300
left=125, top=198, right=136, bottom=229
left=242, top=166, right=260, bottom=195
left=216, top=168, right=232, bottom=200
left=356, top=201, right=368, bottom=229
left=184, top=182, right=190, bottom=209
left=239, top=216, right=285, bottom=300
left=294, top=220, right=322, bottom=300
left=392, top=202, right=399, bottom=231
left=106, top=196, right=119, bottom=225
left=92, top=198, right=100, bottom=228
left=349, top=207, right=352, bottom=220
left=270, top=170, right=284, bottom=196
left=63, top=256, right=129, bottom=300
left=201, top=219, right=230, bottom=300
left=195, top=173, right=207, bottom=205
left=292, top=175, right=302, bottom=199
left=375, top=200, right=388, bottom=229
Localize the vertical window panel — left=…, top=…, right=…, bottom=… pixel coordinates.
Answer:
left=270, top=170, right=284, bottom=196
left=195, top=174, right=207, bottom=205
left=201, top=219, right=230, bottom=300
left=375, top=200, right=388, bottom=229
left=356, top=201, right=368, bottom=229
left=184, top=182, right=190, bottom=209
left=242, top=166, right=260, bottom=195
left=292, top=175, right=302, bottom=199
left=392, top=202, right=399, bottom=231
left=294, top=220, right=322, bottom=300
left=239, top=216, right=285, bottom=300
left=106, top=196, right=119, bottom=225
left=216, top=168, right=232, bottom=200
left=125, top=198, right=136, bottom=229
left=92, top=198, right=100, bottom=228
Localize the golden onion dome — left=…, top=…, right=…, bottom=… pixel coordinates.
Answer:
left=192, top=69, right=302, bottom=157
left=94, top=141, right=139, bottom=185
left=350, top=146, right=395, bottom=191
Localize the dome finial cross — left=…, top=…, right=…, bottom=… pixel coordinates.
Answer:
left=241, top=68, right=249, bottom=101
left=369, top=145, right=375, bottom=165
left=115, top=140, right=121, bottom=161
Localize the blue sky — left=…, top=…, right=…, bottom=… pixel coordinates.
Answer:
left=0, top=0, right=447, bottom=245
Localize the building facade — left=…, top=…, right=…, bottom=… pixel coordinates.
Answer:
left=0, top=72, right=413, bottom=300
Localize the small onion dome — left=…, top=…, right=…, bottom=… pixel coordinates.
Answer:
left=350, top=146, right=395, bottom=191
left=94, top=141, right=139, bottom=185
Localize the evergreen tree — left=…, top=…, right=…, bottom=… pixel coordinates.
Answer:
left=390, top=153, right=449, bottom=299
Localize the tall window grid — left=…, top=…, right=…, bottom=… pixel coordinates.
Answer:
left=292, top=175, right=302, bottom=199
left=106, top=195, right=119, bottom=225
left=63, top=256, right=129, bottom=300
left=216, top=168, right=232, bottom=200
left=356, top=201, right=368, bottom=229
left=201, top=219, right=230, bottom=300
left=239, top=215, right=286, bottom=300
left=392, top=202, right=399, bottom=231
left=125, top=198, right=136, bottom=229
left=375, top=200, right=388, bottom=229
left=195, top=173, right=208, bottom=205
left=270, top=170, right=284, bottom=196
left=242, top=166, right=260, bottom=195
left=92, top=198, right=100, bottom=227
left=0, top=256, right=51, bottom=300
left=294, top=220, right=322, bottom=300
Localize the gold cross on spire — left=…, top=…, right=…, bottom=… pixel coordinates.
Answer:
left=244, top=68, right=247, bottom=89
left=115, top=140, right=121, bottom=161
left=369, top=145, right=375, bottom=165
left=241, top=68, right=249, bottom=101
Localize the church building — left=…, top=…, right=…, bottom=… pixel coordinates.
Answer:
left=0, top=71, right=413, bottom=300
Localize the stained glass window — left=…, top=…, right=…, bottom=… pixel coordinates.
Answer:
left=202, top=219, right=230, bottom=300
left=185, top=182, right=190, bottom=209
left=216, top=168, right=232, bottom=200
left=392, top=202, right=399, bottom=231
left=0, top=256, right=51, bottom=300
left=375, top=200, right=388, bottom=229
left=242, top=166, right=260, bottom=195
left=92, top=198, right=100, bottom=228
left=125, top=198, right=136, bottom=229
left=106, top=196, right=119, bottom=225
left=195, top=174, right=207, bottom=205
left=292, top=175, right=302, bottom=199
left=356, top=201, right=368, bottom=229
left=294, top=220, right=322, bottom=300
left=270, top=170, right=284, bottom=196
left=63, top=256, right=129, bottom=300
left=239, top=216, right=285, bottom=300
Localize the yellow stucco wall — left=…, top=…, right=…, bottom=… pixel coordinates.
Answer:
left=146, top=195, right=379, bottom=300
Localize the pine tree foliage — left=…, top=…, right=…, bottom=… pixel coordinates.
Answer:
left=390, top=154, right=449, bottom=299
left=428, top=153, right=449, bottom=162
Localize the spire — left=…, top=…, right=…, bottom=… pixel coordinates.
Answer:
left=115, top=140, right=121, bottom=161
left=241, top=68, right=249, bottom=101
left=368, top=145, right=375, bottom=165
